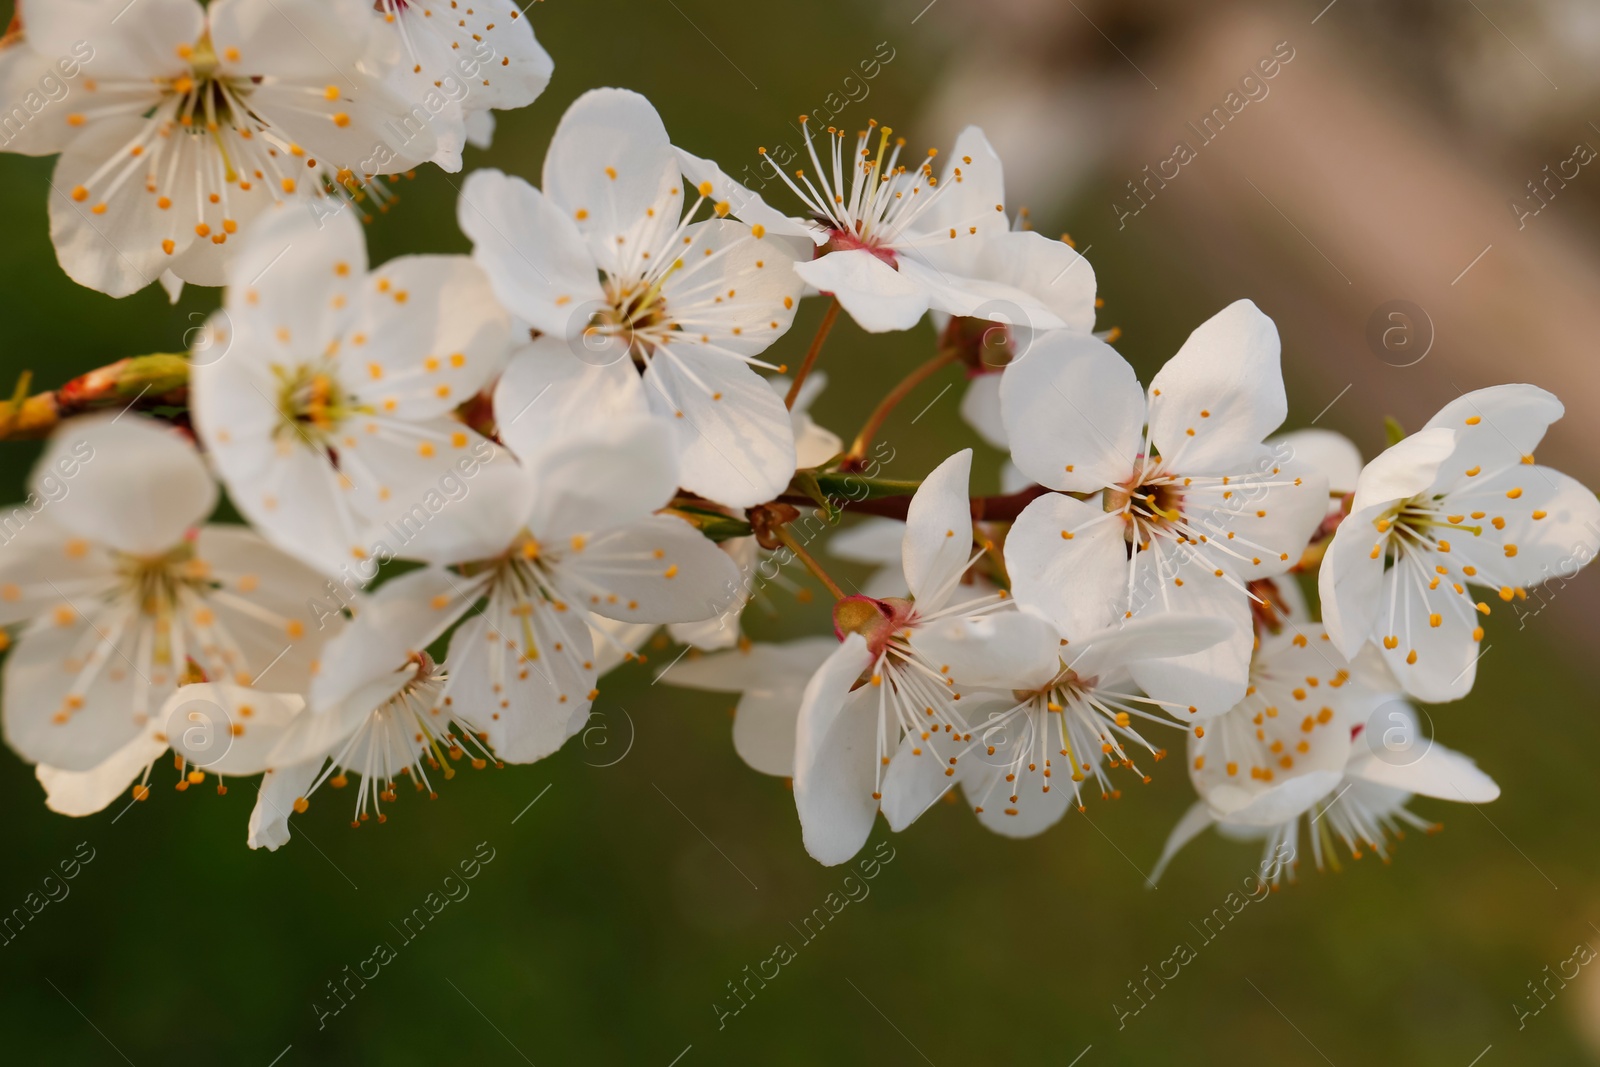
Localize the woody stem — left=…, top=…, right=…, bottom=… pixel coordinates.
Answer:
left=784, top=297, right=840, bottom=410
left=771, top=524, right=847, bottom=601
left=844, top=348, right=959, bottom=465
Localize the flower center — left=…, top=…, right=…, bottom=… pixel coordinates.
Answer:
left=166, top=36, right=250, bottom=135
left=1107, top=460, right=1185, bottom=542
left=272, top=362, right=365, bottom=444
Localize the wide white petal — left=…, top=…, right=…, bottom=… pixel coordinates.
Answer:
left=1063, top=613, right=1236, bottom=680
left=36, top=727, right=167, bottom=817
left=999, top=330, right=1144, bottom=492
left=908, top=608, right=1060, bottom=692
left=1127, top=557, right=1253, bottom=718
left=792, top=249, right=930, bottom=334
left=561, top=513, right=741, bottom=626
left=161, top=683, right=305, bottom=775
left=1146, top=300, right=1285, bottom=473
left=523, top=420, right=679, bottom=544
left=1447, top=465, right=1600, bottom=591
left=1268, top=428, right=1363, bottom=496
left=1318, top=502, right=1392, bottom=660
left=345, top=255, right=509, bottom=420
left=902, top=449, right=974, bottom=610
left=879, top=728, right=964, bottom=832
left=1348, top=427, right=1458, bottom=515
left=674, top=147, right=820, bottom=242
left=34, top=414, right=215, bottom=556
left=457, top=168, right=607, bottom=334
left=792, top=635, right=878, bottom=865
left=959, top=373, right=1007, bottom=450
left=441, top=604, right=594, bottom=763
left=1422, top=383, right=1564, bottom=492
left=1005, top=492, right=1126, bottom=639
left=1347, top=739, right=1499, bottom=803
left=644, top=346, right=794, bottom=509
left=541, top=88, right=680, bottom=278
left=494, top=336, right=651, bottom=466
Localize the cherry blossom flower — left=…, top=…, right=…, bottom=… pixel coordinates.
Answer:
left=0, top=0, right=438, bottom=296
left=793, top=449, right=1030, bottom=864
left=240, top=650, right=485, bottom=848
left=1154, top=705, right=1499, bottom=884
left=1001, top=300, right=1330, bottom=717
left=951, top=611, right=1232, bottom=838
left=1319, top=384, right=1600, bottom=701
left=371, top=0, right=552, bottom=171
left=191, top=201, right=509, bottom=578
left=459, top=88, right=805, bottom=509
left=298, top=419, right=741, bottom=768
left=682, top=125, right=1098, bottom=335
left=0, top=415, right=334, bottom=815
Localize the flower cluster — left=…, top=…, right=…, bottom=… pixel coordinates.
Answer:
left=3, top=2, right=1597, bottom=884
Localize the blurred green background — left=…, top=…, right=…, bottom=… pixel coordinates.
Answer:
left=3, top=0, right=1600, bottom=1063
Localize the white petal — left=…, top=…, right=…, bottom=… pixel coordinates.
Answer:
left=35, top=414, right=215, bottom=556
left=523, top=420, right=679, bottom=544
left=954, top=706, right=1074, bottom=838
left=999, top=330, right=1144, bottom=492
left=541, top=88, right=680, bottom=277
left=1318, top=502, right=1392, bottom=660
left=457, top=168, right=606, bottom=334
left=345, top=255, right=509, bottom=420
left=908, top=608, right=1060, bottom=692
left=879, top=728, right=963, bottom=832
left=309, top=567, right=484, bottom=711
left=792, top=635, right=878, bottom=865
left=1348, top=427, right=1458, bottom=515
left=442, top=604, right=594, bottom=763
left=29, top=0, right=202, bottom=79
left=1004, top=492, right=1126, bottom=638
left=161, top=683, right=305, bottom=775
left=493, top=336, right=650, bottom=466
left=1347, top=739, right=1499, bottom=803
left=674, top=147, right=820, bottom=242
left=1422, top=383, right=1564, bottom=491
left=902, top=449, right=974, bottom=610
left=960, top=229, right=1097, bottom=333
left=223, top=201, right=366, bottom=353
left=563, top=513, right=742, bottom=626
left=3, top=611, right=171, bottom=771
left=1448, top=465, right=1600, bottom=590
left=660, top=636, right=837, bottom=777
left=919, top=126, right=1009, bottom=240
left=792, top=249, right=931, bottom=334
left=1146, top=300, right=1285, bottom=473
left=960, top=373, right=1007, bottom=450
left=48, top=116, right=178, bottom=297
left=248, top=757, right=325, bottom=850
left=1207, top=770, right=1342, bottom=827
left=36, top=727, right=167, bottom=817
left=1127, top=558, right=1253, bottom=718
left=644, top=346, right=795, bottom=509
left=1268, top=428, right=1363, bottom=496
left=1370, top=561, right=1480, bottom=703
left=1063, top=613, right=1236, bottom=680
left=828, top=518, right=905, bottom=567
left=663, top=218, right=803, bottom=357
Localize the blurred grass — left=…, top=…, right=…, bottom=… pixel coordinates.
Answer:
left=0, top=1, right=1597, bottom=1064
